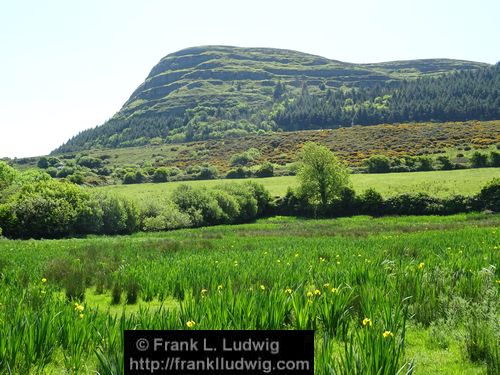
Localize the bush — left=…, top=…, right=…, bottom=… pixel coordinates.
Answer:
left=359, top=188, right=384, bottom=216
left=198, top=165, right=219, bottom=180
left=46, top=167, right=58, bottom=178
left=385, top=193, right=443, bottom=215
left=470, top=152, right=488, bottom=168
left=436, top=155, right=453, bottom=170
left=37, top=157, right=49, bottom=169
left=172, top=185, right=224, bottom=226
left=0, top=180, right=98, bottom=239
left=57, top=166, right=76, bottom=178
left=230, top=148, right=261, bottom=166
left=255, top=162, right=274, bottom=178
left=476, top=178, right=500, bottom=211
left=364, top=155, right=391, bottom=173
left=98, top=193, right=139, bottom=235
left=141, top=199, right=192, bottom=231
left=217, top=183, right=258, bottom=222
left=152, top=168, right=169, bottom=182
left=489, top=151, right=500, bottom=167
left=123, top=170, right=145, bottom=184
left=77, top=156, right=103, bottom=169
left=226, top=167, right=250, bottom=179
left=417, top=156, right=434, bottom=171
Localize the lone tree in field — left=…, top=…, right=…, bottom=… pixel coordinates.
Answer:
left=297, top=142, right=350, bottom=209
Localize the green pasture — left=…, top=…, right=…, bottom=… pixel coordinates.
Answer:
left=99, top=168, right=500, bottom=201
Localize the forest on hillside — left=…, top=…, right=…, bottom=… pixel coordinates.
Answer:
left=275, top=63, right=500, bottom=129
left=54, top=63, right=500, bottom=153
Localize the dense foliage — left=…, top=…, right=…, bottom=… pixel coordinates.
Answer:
left=275, top=64, right=500, bottom=129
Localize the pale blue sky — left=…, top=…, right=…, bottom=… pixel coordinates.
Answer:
left=0, top=0, right=498, bottom=158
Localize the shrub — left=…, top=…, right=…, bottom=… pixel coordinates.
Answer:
left=217, top=183, right=258, bottom=222
left=210, top=189, right=241, bottom=223
left=489, top=151, right=500, bottom=167
left=230, top=148, right=261, bottom=166
left=46, top=167, right=58, bottom=178
left=68, top=173, right=85, bottom=185
left=153, top=168, right=169, bottom=182
left=329, top=187, right=358, bottom=216
left=359, top=188, right=384, bottom=216
left=77, top=156, right=103, bottom=169
left=172, top=185, right=224, bottom=226
left=436, top=155, right=453, bottom=170
left=57, top=166, right=75, bottom=178
left=226, top=167, right=250, bottom=179
left=98, top=193, right=139, bottom=235
left=123, top=170, right=145, bottom=184
left=0, top=180, right=97, bottom=239
left=417, top=156, right=434, bottom=171
left=364, top=155, right=391, bottom=173
left=385, top=193, right=443, bottom=215
left=255, top=162, right=274, bottom=178
left=198, top=165, right=219, bottom=180
left=37, top=157, right=49, bottom=169
left=141, top=199, right=192, bottom=231
left=470, top=152, right=488, bottom=168
left=476, top=178, right=500, bottom=211
left=244, top=181, right=271, bottom=215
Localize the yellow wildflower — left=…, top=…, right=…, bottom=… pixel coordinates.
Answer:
left=418, top=262, right=425, bottom=270
left=201, top=289, right=208, bottom=296
left=331, top=287, right=338, bottom=294
left=383, top=330, right=394, bottom=338
left=313, top=289, right=321, bottom=296
left=186, top=320, right=196, bottom=328
left=217, top=285, right=223, bottom=291
left=41, top=278, right=47, bottom=283
left=285, top=288, right=293, bottom=294
left=323, top=283, right=330, bottom=288
left=79, top=313, right=84, bottom=319
left=74, top=304, right=84, bottom=313
left=362, top=317, right=372, bottom=327
left=306, top=291, right=313, bottom=298
left=260, top=285, right=266, bottom=291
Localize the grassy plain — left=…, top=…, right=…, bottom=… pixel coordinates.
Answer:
left=100, top=167, right=500, bottom=200
left=0, top=214, right=498, bottom=374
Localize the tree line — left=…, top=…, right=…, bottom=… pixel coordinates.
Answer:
left=274, top=63, right=500, bottom=130
left=1, top=144, right=499, bottom=240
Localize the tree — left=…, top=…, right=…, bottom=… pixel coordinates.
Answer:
left=297, top=142, right=350, bottom=209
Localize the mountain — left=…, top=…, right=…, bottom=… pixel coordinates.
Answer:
left=54, top=46, right=492, bottom=153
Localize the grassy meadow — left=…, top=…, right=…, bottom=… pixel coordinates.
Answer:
left=0, top=213, right=498, bottom=374
left=100, top=167, right=500, bottom=200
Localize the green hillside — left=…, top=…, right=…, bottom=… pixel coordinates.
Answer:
left=54, top=46, right=492, bottom=153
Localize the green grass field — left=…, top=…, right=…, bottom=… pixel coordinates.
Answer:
left=0, top=213, right=498, bottom=374
left=99, top=168, right=500, bottom=201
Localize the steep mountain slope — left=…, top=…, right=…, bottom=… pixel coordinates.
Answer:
left=54, top=46, right=490, bottom=153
